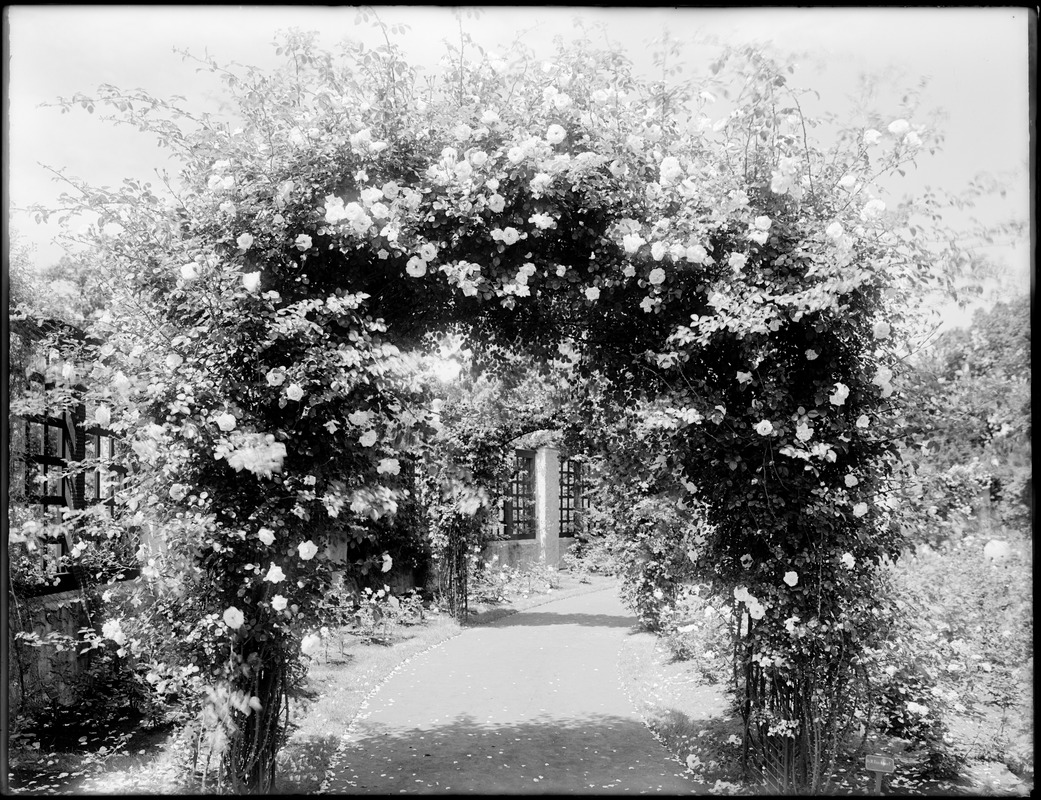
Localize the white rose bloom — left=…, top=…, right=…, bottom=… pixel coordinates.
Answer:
left=377, top=458, right=401, bottom=475
left=546, top=124, right=567, bottom=145
left=223, top=606, right=245, bottom=630
left=887, top=119, right=911, bottom=136
left=622, top=233, right=646, bottom=254
left=300, top=632, right=322, bottom=656
left=872, top=322, right=892, bottom=340
left=264, top=564, right=286, bottom=583
left=285, top=384, right=304, bottom=402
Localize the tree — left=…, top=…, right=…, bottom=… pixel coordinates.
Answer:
left=894, top=295, right=1031, bottom=540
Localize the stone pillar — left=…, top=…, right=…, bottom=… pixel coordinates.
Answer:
left=535, top=446, right=561, bottom=566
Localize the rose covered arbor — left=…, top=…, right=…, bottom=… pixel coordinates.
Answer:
left=12, top=25, right=952, bottom=793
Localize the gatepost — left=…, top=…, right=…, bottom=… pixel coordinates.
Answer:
left=535, top=446, right=561, bottom=567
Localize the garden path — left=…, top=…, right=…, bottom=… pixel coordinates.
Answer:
left=322, top=585, right=704, bottom=794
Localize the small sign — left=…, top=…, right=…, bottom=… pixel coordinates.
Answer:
left=865, top=754, right=895, bottom=773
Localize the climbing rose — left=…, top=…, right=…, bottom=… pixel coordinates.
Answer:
left=223, top=607, right=245, bottom=630
left=736, top=371, right=752, bottom=384
left=285, top=384, right=304, bottom=402
left=406, top=256, right=427, bottom=278
left=841, top=553, right=856, bottom=569
left=545, top=124, right=566, bottom=144
left=377, top=458, right=400, bottom=475
left=805, top=349, right=819, bottom=361
left=650, top=242, right=666, bottom=261
left=301, top=632, right=321, bottom=656
left=298, top=541, right=318, bottom=561
left=887, top=119, right=911, bottom=136
left=872, top=321, right=891, bottom=339
left=755, top=420, right=773, bottom=436
left=861, top=199, right=886, bottom=220
left=359, top=430, right=378, bottom=447
left=585, top=287, right=600, bottom=301
left=242, top=271, right=261, bottom=292
left=215, top=412, right=237, bottom=432
left=94, top=405, right=112, bottom=428
left=826, top=222, right=844, bottom=240
left=102, top=619, right=126, bottom=645
left=783, top=571, right=798, bottom=587
left=845, top=474, right=859, bottom=487
left=728, top=252, right=747, bottom=271
left=795, top=422, right=813, bottom=442
left=265, top=367, right=286, bottom=386
left=348, top=410, right=371, bottom=426
left=658, top=156, right=683, bottom=185
left=487, top=194, right=506, bottom=213
left=236, top=232, right=254, bottom=251
left=863, top=128, right=882, bottom=145
left=264, top=564, right=286, bottom=583
left=180, top=263, right=198, bottom=280
left=382, top=553, right=393, bottom=573
left=529, top=213, right=556, bottom=230
left=271, top=595, right=288, bottom=611
left=257, top=528, right=275, bottom=546
left=856, top=414, right=870, bottom=429
left=754, top=215, right=772, bottom=230
left=648, top=267, right=666, bottom=285
left=830, top=382, right=850, bottom=406
left=294, top=234, right=312, bottom=251
left=622, top=233, right=645, bottom=254
left=852, top=502, right=869, bottom=518
left=501, top=227, right=521, bottom=245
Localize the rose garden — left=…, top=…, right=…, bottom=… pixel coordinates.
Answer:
left=6, top=17, right=1032, bottom=796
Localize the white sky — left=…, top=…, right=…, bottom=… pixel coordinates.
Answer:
left=4, top=5, right=1033, bottom=315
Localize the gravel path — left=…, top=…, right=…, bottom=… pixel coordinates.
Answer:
left=323, top=585, right=702, bottom=794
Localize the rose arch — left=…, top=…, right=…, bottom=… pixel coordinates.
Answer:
left=18, top=30, right=942, bottom=794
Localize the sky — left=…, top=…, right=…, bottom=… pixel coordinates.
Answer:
left=5, top=6, right=1033, bottom=322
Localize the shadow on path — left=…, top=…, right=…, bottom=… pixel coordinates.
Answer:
left=487, top=610, right=636, bottom=629
left=334, top=712, right=698, bottom=794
